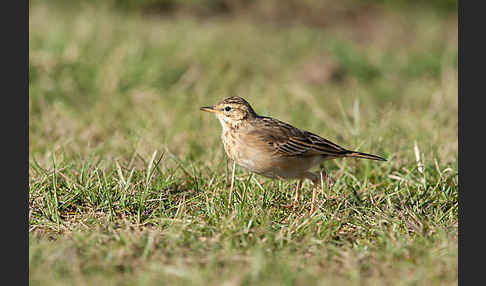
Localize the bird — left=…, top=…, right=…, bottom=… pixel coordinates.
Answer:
left=200, top=96, right=386, bottom=214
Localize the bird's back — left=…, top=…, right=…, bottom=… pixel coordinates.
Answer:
left=245, top=115, right=349, bottom=158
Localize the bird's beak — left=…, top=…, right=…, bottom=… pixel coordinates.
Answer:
left=200, top=106, right=219, bottom=113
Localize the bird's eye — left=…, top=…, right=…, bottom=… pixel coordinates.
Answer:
left=224, top=106, right=232, bottom=112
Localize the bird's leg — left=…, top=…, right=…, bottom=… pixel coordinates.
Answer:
left=229, top=160, right=236, bottom=205
left=310, top=180, right=318, bottom=214
left=294, top=179, right=303, bottom=203
left=282, top=180, right=304, bottom=210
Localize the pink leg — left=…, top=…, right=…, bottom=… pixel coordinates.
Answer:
left=310, top=182, right=318, bottom=214
left=294, top=179, right=303, bottom=203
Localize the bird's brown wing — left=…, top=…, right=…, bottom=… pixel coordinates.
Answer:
left=247, top=116, right=349, bottom=157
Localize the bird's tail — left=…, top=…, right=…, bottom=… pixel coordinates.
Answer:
left=345, top=151, right=387, bottom=161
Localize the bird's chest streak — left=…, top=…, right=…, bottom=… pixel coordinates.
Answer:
left=221, top=129, right=269, bottom=174
left=221, top=130, right=239, bottom=161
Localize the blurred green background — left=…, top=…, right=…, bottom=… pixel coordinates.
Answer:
left=29, top=0, right=458, bottom=161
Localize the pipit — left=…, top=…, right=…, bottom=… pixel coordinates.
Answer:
left=200, top=96, right=386, bottom=213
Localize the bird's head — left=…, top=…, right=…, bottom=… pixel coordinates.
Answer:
left=200, top=96, right=257, bottom=128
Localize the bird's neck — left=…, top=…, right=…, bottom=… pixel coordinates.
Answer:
left=221, top=121, right=243, bottom=133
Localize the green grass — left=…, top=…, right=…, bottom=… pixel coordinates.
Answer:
left=29, top=1, right=458, bottom=285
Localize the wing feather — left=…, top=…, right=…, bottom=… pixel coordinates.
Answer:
left=247, top=116, right=349, bottom=157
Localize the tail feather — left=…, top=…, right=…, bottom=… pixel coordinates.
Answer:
left=345, top=151, right=387, bottom=161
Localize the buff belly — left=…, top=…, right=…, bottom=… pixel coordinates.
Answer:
left=230, top=144, right=323, bottom=179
